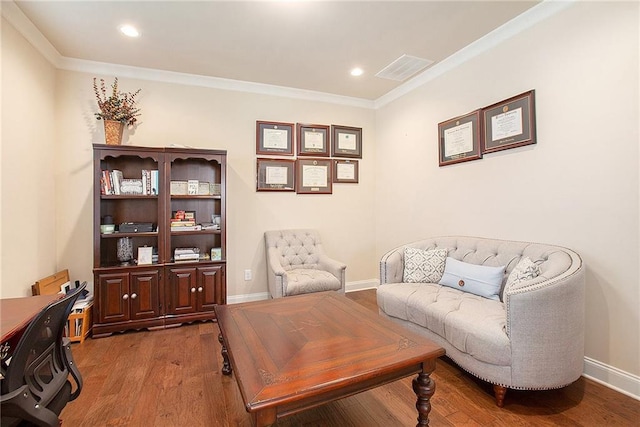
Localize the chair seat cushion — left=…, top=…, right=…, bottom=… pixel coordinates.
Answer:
left=284, top=269, right=342, bottom=296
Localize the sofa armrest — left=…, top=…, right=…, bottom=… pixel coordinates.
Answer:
left=504, top=251, right=585, bottom=388
left=380, top=246, right=404, bottom=284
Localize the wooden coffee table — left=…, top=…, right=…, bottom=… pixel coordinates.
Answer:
left=215, top=291, right=445, bottom=426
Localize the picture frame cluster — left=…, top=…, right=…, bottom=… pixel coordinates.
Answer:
left=256, top=121, right=362, bottom=194
left=438, top=90, right=536, bottom=167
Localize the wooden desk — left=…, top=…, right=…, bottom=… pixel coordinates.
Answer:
left=1, top=294, right=61, bottom=360
left=216, top=292, right=445, bottom=427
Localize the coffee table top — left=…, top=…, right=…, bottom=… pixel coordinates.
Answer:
left=215, top=291, right=444, bottom=414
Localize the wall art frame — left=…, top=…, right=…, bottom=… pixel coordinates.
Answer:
left=256, top=121, right=294, bottom=156
left=333, top=159, right=359, bottom=183
left=331, top=125, right=362, bottom=158
left=297, top=123, right=330, bottom=157
left=296, top=158, right=333, bottom=194
left=256, top=158, right=295, bottom=192
left=438, top=109, right=483, bottom=166
left=482, top=90, right=536, bottom=154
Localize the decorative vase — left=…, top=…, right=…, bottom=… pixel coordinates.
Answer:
left=116, top=237, right=133, bottom=265
left=104, top=120, right=124, bottom=145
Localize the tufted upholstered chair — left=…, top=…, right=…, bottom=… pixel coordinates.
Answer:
left=264, top=229, right=346, bottom=298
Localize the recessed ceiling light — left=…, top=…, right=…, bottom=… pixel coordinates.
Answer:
left=119, top=25, right=140, bottom=38
left=350, top=67, right=364, bottom=77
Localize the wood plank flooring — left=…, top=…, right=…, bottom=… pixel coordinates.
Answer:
left=60, top=290, right=640, bottom=426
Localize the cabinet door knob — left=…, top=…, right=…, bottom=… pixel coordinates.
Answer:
left=197, top=287, right=203, bottom=292
left=131, top=293, right=137, bottom=299
left=122, top=294, right=129, bottom=300
left=191, top=287, right=196, bottom=293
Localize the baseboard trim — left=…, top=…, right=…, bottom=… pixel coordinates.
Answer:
left=227, top=280, right=379, bottom=304
left=345, top=279, right=379, bottom=292
left=227, top=292, right=269, bottom=304
left=583, top=357, right=640, bottom=401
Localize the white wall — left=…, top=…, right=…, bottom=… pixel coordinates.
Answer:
left=1, top=17, right=57, bottom=297
left=375, top=1, right=639, bottom=376
left=52, top=72, right=377, bottom=299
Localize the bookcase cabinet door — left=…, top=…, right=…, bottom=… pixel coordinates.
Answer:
left=130, top=270, right=161, bottom=320
left=166, top=267, right=198, bottom=316
left=97, top=272, right=130, bottom=324
left=197, top=265, right=225, bottom=311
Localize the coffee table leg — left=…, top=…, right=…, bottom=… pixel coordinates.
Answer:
left=218, top=333, right=232, bottom=375
left=253, top=408, right=277, bottom=427
left=412, top=359, right=437, bottom=427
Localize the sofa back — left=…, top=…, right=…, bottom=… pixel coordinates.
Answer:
left=380, top=236, right=582, bottom=298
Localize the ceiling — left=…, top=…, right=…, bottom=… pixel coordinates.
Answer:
left=12, top=1, right=540, bottom=101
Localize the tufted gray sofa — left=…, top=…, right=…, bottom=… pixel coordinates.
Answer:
left=265, top=229, right=346, bottom=299
left=377, top=236, right=585, bottom=407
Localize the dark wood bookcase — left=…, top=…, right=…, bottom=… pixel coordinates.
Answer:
left=92, top=144, right=226, bottom=337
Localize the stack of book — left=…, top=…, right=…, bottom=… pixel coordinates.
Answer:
left=174, top=248, right=200, bottom=262
left=170, top=210, right=202, bottom=231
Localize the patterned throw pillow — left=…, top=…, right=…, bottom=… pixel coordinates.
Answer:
left=403, top=247, right=447, bottom=283
left=506, top=257, right=540, bottom=288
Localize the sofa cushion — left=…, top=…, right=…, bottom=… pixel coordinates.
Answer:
left=284, top=268, right=341, bottom=296
left=439, top=257, right=505, bottom=301
left=403, top=247, right=447, bottom=283
left=377, top=282, right=511, bottom=366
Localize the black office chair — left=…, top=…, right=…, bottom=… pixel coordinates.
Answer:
left=1, top=283, right=85, bottom=427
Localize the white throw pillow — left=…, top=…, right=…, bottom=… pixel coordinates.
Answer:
left=403, top=247, right=447, bottom=283
left=438, top=257, right=505, bottom=300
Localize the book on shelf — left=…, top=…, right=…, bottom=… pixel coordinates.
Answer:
left=170, top=220, right=197, bottom=227
left=172, top=225, right=202, bottom=232
left=174, top=247, right=200, bottom=255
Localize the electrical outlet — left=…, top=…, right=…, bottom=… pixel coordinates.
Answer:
left=244, top=269, right=252, bottom=281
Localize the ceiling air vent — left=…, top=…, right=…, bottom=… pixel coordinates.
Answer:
left=375, top=54, right=434, bottom=82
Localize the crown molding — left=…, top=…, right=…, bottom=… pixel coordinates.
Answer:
left=3, top=0, right=573, bottom=111
left=1, top=1, right=62, bottom=67
left=59, top=56, right=375, bottom=109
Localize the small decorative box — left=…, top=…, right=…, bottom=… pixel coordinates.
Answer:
left=170, top=180, right=188, bottom=195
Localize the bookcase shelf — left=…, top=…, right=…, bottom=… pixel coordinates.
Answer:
left=93, top=144, right=227, bottom=338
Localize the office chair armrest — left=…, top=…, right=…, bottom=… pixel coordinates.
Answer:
left=62, top=338, right=83, bottom=401
left=1, top=384, right=61, bottom=427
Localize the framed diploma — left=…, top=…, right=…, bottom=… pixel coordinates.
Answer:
left=256, top=121, right=294, bottom=156
left=333, top=159, right=359, bottom=183
left=482, top=90, right=536, bottom=154
left=296, top=158, right=332, bottom=194
left=256, top=158, right=295, bottom=191
left=438, top=110, right=482, bottom=166
left=331, top=125, right=362, bottom=158
left=297, top=123, right=330, bottom=157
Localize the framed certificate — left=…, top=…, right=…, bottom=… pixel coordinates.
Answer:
left=438, top=110, right=482, bottom=166
left=482, top=90, right=536, bottom=154
left=256, top=158, right=295, bottom=191
left=297, top=123, right=330, bottom=156
left=256, top=121, right=294, bottom=156
left=331, top=125, right=362, bottom=158
left=333, top=159, right=358, bottom=183
left=296, top=158, right=332, bottom=194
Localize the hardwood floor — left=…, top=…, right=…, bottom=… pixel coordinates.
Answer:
left=61, top=290, right=640, bottom=426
